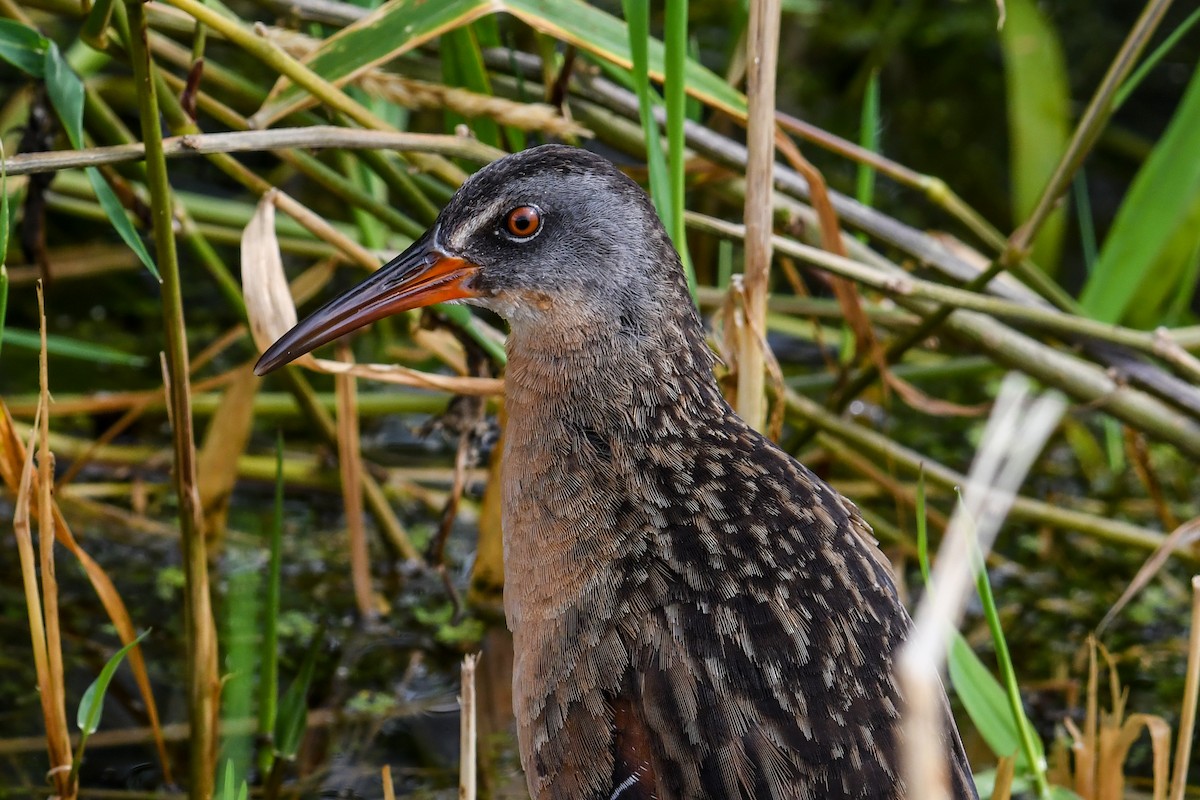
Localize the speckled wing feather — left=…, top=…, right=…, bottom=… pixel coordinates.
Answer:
left=598, top=416, right=978, bottom=800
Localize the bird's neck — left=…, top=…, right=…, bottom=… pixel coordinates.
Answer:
left=503, top=306, right=724, bottom=438
left=499, top=306, right=726, bottom=627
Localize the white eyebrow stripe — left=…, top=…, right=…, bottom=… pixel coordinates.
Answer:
left=445, top=194, right=515, bottom=249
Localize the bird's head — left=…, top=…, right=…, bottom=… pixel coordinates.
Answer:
left=254, top=145, right=687, bottom=375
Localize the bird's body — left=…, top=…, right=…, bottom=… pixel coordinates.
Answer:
left=256, top=145, right=978, bottom=800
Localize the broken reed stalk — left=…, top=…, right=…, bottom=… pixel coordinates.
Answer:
left=900, top=375, right=1065, bottom=799
left=460, top=654, right=479, bottom=800
left=12, top=405, right=71, bottom=796
left=125, top=1, right=218, bottom=795
left=737, top=0, right=781, bottom=432
left=13, top=285, right=75, bottom=799
left=36, top=286, right=72, bottom=798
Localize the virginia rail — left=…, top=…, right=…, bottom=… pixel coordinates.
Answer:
left=255, top=145, right=978, bottom=800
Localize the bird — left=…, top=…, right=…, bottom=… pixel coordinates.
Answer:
left=255, top=144, right=979, bottom=800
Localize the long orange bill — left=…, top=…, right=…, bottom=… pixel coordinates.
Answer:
left=254, top=228, right=479, bottom=376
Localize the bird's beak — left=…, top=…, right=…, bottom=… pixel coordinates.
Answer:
left=253, top=228, right=479, bottom=376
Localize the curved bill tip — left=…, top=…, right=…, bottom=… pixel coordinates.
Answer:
left=253, top=235, right=479, bottom=376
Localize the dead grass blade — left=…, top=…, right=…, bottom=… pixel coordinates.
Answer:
left=1096, top=515, right=1200, bottom=635
left=35, top=283, right=74, bottom=799
left=381, top=764, right=396, bottom=800
left=242, top=189, right=300, bottom=351
left=715, top=277, right=786, bottom=440
left=196, top=365, right=262, bottom=544
left=990, top=756, right=1015, bottom=800
left=467, top=412, right=506, bottom=613
left=1104, top=714, right=1171, bottom=800
left=11, top=403, right=66, bottom=794
left=309, top=358, right=503, bottom=395
left=334, top=340, right=375, bottom=619
left=1124, top=426, right=1179, bottom=531
left=774, top=133, right=874, bottom=354
left=1168, top=576, right=1200, bottom=800
left=1066, top=638, right=1174, bottom=800
left=241, top=191, right=503, bottom=396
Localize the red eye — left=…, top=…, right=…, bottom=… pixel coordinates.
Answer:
left=505, top=205, right=542, bottom=238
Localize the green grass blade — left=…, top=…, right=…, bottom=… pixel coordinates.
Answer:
left=85, top=167, right=160, bottom=279
left=622, top=0, right=673, bottom=233
left=1073, top=171, right=1098, bottom=271
left=221, top=560, right=260, bottom=783
left=255, top=0, right=494, bottom=125
left=0, top=18, right=48, bottom=75
left=1000, top=0, right=1070, bottom=276
left=664, top=0, right=693, bottom=293
left=1165, top=229, right=1200, bottom=325
left=1079, top=62, right=1200, bottom=325
left=856, top=69, right=880, bottom=211
left=915, top=469, right=931, bottom=584
left=686, top=35, right=702, bottom=122
left=472, top=18, right=525, bottom=149
left=441, top=26, right=502, bottom=149
left=216, top=760, right=249, bottom=800
left=42, top=42, right=159, bottom=279
left=947, top=634, right=1022, bottom=763
left=43, top=43, right=85, bottom=147
left=916, top=472, right=1039, bottom=774
left=970, top=534, right=1049, bottom=796
left=76, top=630, right=151, bottom=735
left=2, top=328, right=148, bottom=366
left=274, top=629, right=322, bottom=759
left=0, top=141, right=8, bottom=260
left=0, top=265, right=7, bottom=364
left=505, top=0, right=745, bottom=117
left=257, top=432, right=285, bottom=774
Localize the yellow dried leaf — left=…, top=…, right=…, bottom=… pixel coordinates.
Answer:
left=197, top=365, right=261, bottom=542
left=241, top=190, right=302, bottom=353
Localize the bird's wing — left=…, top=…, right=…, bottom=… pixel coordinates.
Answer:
left=602, top=420, right=976, bottom=799
left=617, top=588, right=908, bottom=800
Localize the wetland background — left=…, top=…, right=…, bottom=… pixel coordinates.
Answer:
left=1, top=0, right=1200, bottom=798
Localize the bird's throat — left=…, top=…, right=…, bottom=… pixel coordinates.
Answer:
left=498, top=315, right=724, bottom=630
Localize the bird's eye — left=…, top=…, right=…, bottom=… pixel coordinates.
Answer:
left=504, top=205, right=542, bottom=239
